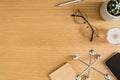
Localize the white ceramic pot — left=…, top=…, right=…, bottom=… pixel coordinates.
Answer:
left=100, top=0, right=120, bottom=21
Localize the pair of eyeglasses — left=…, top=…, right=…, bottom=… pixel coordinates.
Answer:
left=71, top=9, right=99, bottom=42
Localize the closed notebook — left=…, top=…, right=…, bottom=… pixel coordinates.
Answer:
left=49, top=63, right=76, bottom=80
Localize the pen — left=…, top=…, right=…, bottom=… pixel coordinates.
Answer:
left=56, top=0, right=83, bottom=7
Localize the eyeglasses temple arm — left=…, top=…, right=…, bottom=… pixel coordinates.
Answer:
left=82, top=17, right=94, bottom=42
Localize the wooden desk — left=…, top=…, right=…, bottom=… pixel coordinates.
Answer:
left=0, top=0, right=120, bottom=80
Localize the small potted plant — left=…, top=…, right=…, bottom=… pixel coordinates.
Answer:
left=100, top=0, right=120, bottom=21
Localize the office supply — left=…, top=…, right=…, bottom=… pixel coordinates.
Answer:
left=105, top=53, right=120, bottom=80
left=49, top=63, right=76, bottom=80
left=73, top=50, right=111, bottom=80
left=56, top=0, right=83, bottom=7
left=106, top=27, right=120, bottom=44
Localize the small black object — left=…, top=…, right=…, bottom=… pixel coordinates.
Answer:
left=105, top=53, right=120, bottom=79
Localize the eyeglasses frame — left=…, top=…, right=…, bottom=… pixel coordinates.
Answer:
left=71, top=9, right=99, bottom=42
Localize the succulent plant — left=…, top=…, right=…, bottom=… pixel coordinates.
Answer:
left=107, top=0, right=120, bottom=16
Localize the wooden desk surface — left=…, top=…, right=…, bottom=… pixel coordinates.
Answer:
left=0, top=0, right=120, bottom=80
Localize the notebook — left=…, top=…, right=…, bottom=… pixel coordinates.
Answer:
left=49, top=63, right=76, bottom=80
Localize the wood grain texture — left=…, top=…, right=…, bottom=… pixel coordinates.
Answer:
left=0, top=0, right=120, bottom=80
